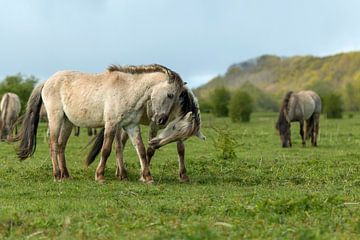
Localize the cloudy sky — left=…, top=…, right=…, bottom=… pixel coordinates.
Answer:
left=1, top=0, right=360, bottom=87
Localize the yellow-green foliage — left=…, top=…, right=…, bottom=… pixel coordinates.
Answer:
left=197, top=52, right=360, bottom=111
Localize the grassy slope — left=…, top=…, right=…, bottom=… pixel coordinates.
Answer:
left=196, top=52, right=360, bottom=99
left=0, top=114, right=360, bottom=239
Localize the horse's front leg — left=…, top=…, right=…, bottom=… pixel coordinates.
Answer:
left=125, top=125, right=153, bottom=183
left=95, top=124, right=116, bottom=183
left=146, top=121, right=158, bottom=165
left=177, top=141, right=189, bottom=183
left=114, top=128, right=129, bottom=180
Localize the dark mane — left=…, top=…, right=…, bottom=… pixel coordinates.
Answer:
left=107, top=64, right=183, bottom=85
left=179, top=88, right=200, bottom=126
left=280, top=91, right=293, bottom=115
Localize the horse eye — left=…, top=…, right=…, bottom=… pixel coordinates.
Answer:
left=167, top=93, right=174, bottom=99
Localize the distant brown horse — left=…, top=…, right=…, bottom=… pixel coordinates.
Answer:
left=276, top=90, right=321, bottom=148
left=0, top=93, right=21, bottom=140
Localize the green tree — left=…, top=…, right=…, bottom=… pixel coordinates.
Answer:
left=0, top=74, right=38, bottom=113
left=198, top=98, right=213, bottom=113
left=229, top=89, right=253, bottom=122
left=210, top=87, right=230, bottom=117
left=323, top=92, right=343, bottom=119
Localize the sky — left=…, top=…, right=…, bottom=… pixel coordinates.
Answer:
left=1, top=0, right=360, bottom=87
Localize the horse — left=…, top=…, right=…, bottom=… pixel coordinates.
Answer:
left=85, top=86, right=205, bottom=182
left=16, top=64, right=185, bottom=183
left=0, top=93, right=21, bottom=140
left=276, top=90, right=321, bottom=148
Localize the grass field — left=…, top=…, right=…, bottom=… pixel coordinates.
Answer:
left=1, top=112, right=360, bottom=239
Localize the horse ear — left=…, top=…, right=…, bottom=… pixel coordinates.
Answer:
left=184, top=111, right=192, bottom=122
left=196, top=131, right=206, bottom=140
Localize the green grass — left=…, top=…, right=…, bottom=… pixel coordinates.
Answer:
left=1, top=112, right=360, bottom=239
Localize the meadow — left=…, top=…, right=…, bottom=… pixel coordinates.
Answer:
left=0, top=112, right=360, bottom=239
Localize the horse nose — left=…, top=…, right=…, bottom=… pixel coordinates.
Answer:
left=157, top=114, right=168, bottom=125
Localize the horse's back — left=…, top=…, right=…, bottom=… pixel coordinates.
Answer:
left=42, top=71, right=112, bottom=127
left=294, top=91, right=321, bottom=120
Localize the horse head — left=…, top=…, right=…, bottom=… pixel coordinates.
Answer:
left=150, top=70, right=184, bottom=126
left=149, top=87, right=205, bottom=149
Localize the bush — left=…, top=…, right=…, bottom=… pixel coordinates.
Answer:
left=210, top=87, right=230, bottom=117
left=198, top=98, right=213, bottom=113
left=229, top=90, right=253, bottom=122
left=212, top=125, right=237, bottom=160
left=322, top=92, right=343, bottom=119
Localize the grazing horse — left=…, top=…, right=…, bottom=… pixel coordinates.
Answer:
left=86, top=86, right=205, bottom=182
left=16, top=64, right=184, bottom=183
left=0, top=93, right=21, bottom=140
left=276, top=90, right=321, bottom=148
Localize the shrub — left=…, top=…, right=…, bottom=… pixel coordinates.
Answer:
left=198, top=98, right=213, bottom=113
left=322, top=92, right=343, bottom=119
left=229, top=90, right=253, bottom=122
left=212, top=125, right=238, bottom=160
left=210, top=87, right=230, bottom=117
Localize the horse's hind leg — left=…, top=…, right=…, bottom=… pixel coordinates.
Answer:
left=95, top=124, right=116, bottom=183
left=177, top=141, right=189, bottom=183
left=115, top=128, right=129, bottom=180
left=57, top=117, right=73, bottom=179
left=312, top=113, right=320, bottom=147
left=48, top=115, right=63, bottom=181
left=299, top=120, right=305, bottom=146
left=126, top=125, right=153, bottom=183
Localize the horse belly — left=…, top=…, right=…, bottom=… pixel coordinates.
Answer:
left=63, top=103, right=105, bottom=128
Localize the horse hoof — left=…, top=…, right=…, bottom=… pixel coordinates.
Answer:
left=179, top=175, right=190, bottom=183
left=140, top=176, right=154, bottom=184
left=117, top=175, right=129, bottom=181
left=95, top=175, right=106, bottom=184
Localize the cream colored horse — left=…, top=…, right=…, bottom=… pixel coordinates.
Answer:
left=276, top=90, right=321, bottom=147
left=0, top=92, right=21, bottom=140
left=86, top=86, right=205, bottom=182
left=16, top=64, right=184, bottom=183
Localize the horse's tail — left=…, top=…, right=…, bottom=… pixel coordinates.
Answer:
left=15, top=84, right=44, bottom=160
left=85, top=128, right=105, bottom=167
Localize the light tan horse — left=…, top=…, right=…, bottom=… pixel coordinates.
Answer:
left=16, top=64, right=184, bottom=183
left=276, top=90, right=321, bottom=147
left=0, top=93, right=21, bottom=140
left=86, top=86, right=205, bottom=182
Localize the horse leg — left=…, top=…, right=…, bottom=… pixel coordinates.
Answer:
left=312, top=113, right=320, bottom=147
left=95, top=124, right=116, bottom=183
left=87, top=127, right=93, bottom=136
left=147, top=122, right=158, bottom=165
left=126, top=125, right=153, bottom=183
left=177, top=141, right=189, bottom=182
left=299, top=120, right=305, bottom=146
left=48, top=116, right=63, bottom=181
left=114, top=128, right=129, bottom=180
left=57, top=117, right=73, bottom=179
left=74, top=126, right=80, bottom=136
